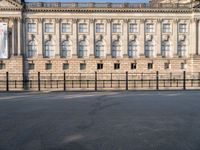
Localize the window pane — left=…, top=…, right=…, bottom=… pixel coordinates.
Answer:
left=28, top=23, right=36, bottom=33
left=145, top=24, right=154, bottom=33
left=45, top=23, right=54, bottom=33
left=129, top=24, right=137, bottom=33
left=96, top=23, right=104, bottom=33
left=62, top=23, right=70, bottom=33
left=79, top=23, right=87, bottom=33
left=113, top=24, right=121, bottom=33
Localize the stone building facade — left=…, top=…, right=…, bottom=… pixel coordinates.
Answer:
left=1, top=0, right=200, bottom=76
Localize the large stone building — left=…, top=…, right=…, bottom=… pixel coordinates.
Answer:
left=1, top=0, right=200, bottom=76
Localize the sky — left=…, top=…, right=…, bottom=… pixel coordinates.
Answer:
left=26, top=0, right=149, bottom=3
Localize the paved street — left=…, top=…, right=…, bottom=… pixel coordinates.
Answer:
left=0, top=91, right=200, bottom=150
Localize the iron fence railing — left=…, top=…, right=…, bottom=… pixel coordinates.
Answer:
left=0, top=71, right=200, bottom=91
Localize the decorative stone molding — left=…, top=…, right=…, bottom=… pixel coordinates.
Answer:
left=123, top=19, right=129, bottom=23
left=72, top=18, right=78, bottom=23
left=162, top=35, right=169, bottom=41
left=79, top=34, right=86, bottom=41
left=89, top=18, right=95, bottom=23
left=96, top=34, right=103, bottom=41
left=178, top=34, right=186, bottom=41
left=106, top=19, right=112, bottom=23
left=146, top=34, right=153, bottom=41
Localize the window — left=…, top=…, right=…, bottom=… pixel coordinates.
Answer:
left=181, top=63, right=187, bottom=69
left=131, top=63, right=137, bottom=70
left=95, top=41, right=104, bottom=57
left=145, top=42, right=154, bottom=57
left=28, top=23, right=36, bottom=33
left=148, top=63, right=153, bottom=69
left=113, top=24, right=121, bottom=33
left=63, top=63, right=69, bottom=70
left=161, top=42, right=170, bottom=57
left=62, top=23, right=70, bottom=33
left=61, top=41, right=70, bottom=58
left=179, top=23, right=187, bottom=33
left=112, top=41, right=121, bottom=57
left=28, top=63, right=35, bottom=70
left=164, top=63, right=170, bottom=69
left=44, top=41, right=54, bottom=58
left=0, top=63, right=5, bottom=70
left=97, top=63, right=103, bottom=70
left=114, top=63, right=120, bottom=70
left=78, top=41, right=87, bottom=57
left=79, top=23, right=87, bottom=33
left=145, top=23, right=154, bottom=33
left=80, top=63, right=86, bottom=70
left=45, top=63, right=52, bottom=70
left=96, top=23, right=104, bottom=33
left=162, top=23, right=170, bottom=33
left=45, top=23, right=54, bottom=33
left=128, top=41, right=137, bottom=57
left=178, top=42, right=186, bottom=57
left=129, top=24, right=137, bottom=33
left=28, top=40, right=37, bottom=58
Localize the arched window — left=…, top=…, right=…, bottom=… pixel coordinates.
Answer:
left=145, top=42, right=154, bottom=57
left=112, top=41, right=121, bottom=57
left=161, top=42, right=170, bottom=57
left=44, top=41, right=54, bottom=58
left=128, top=41, right=137, bottom=57
left=27, top=40, right=37, bottom=58
left=95, top=41, right=104, bottom=57
left=178, top=42, right=186, bottom=57
left=78, top=41, right=87, bottom=57
left=61, top=41, right=70, bottom=58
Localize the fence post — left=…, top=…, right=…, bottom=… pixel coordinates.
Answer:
left=38, top=72, right=40, bottom=91
left=64, top=72, right=66, bottom=91
left=156, top=71, right=159, bottom=90
left=183, top=71, right=186, bottom=90
left=95, top=71, right=97, bottom=91
left=126, top=71, right=128, bottom=91
left=6, top=72, right=9, bottom=91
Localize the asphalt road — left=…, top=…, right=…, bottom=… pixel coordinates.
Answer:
left=0, top=91, right=200, bottom=150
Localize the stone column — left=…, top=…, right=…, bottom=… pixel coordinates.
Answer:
left=139, top=19, right=145, bottom=57
left=72, top=18, right=78, bottom=58
left=37, top=18, right=43, bottom=56
left=89, top=19, right=95, bottom=57
left=106, top=19, right=112, bottom=57
left=190, top=18, right=198, bottom=56
left=17, top=18, right=22, bottom=56
left=173, top=19, right=178, bottom=56
left=156, top=19, right=162, bottom=56
left=55, top=18, right=61, bottom=56
left=12, top=18, right=16, bottom=56
left=123, top=19, right=128, bottom=58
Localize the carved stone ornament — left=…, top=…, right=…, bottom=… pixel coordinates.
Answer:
left=178, top=34, right=186, bottom=41
left=146, top=34, right=152, bottom=41
left=79, top=35, right=86, bottom=41
left=129, top=35, right=136, bottom=41
left=162, top=35, right=169, bottom=41
left=96, top=34, right=103, bottom=41
left=112, top=35, right=120, bottom=41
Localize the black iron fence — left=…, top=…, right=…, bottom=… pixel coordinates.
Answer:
left=1, top=71, right=200, bottom=91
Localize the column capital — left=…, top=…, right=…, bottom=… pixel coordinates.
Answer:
left=106, top=19, right=112, bottom=23
left=72, top=18, right=78, bottom=23
left=37, top=18, right=44, bottom=23
left=173, top=18, right=179, bottom=23
left=89, top=18, right=95, bottom=23
left=55, top=18, right=61, bottom=23
left=123, top=19, right=129, bottom=23
left=190, top=18, right=199, bottom=23
left=140, top=19, right=146, bottom=23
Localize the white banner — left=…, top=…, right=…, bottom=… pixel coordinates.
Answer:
left=0, top=23, right=8, bottom=59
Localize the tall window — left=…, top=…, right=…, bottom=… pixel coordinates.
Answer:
left=28, top=23, right=36, bottom=33
left=62, top=23, right=70, bottom=33
left=145, top=42, right=154, bottom=57
left=95, top=41, right=104, bottom=57
left=112, top=24, right=121, bottom=33
left=78, top=41, right=87, bottom=57
left=145, top=23, right=154, bottom=33
left=96, top=23, right=104, bottom=33
left=45, top=23, right=54, bottom=33
left=178, top=42, right=186, bottom=57
left=129, top=23, right=137, bottom=33
left=44, top=41, right=54, bottom=57
left=179, top=23, right=187, bottom=33
left=162, top=23, right=170, bottom=33
left=27, top=40, right=37, bottom=57
left=79, top=23, right=87, bottom=33
left=112, top=41, right=121, bottom=57
left=161, top=42, right=170, bottom=57
left=128, top=41, right=137, bottom=57
left=61, top=41, right=70, bottom=58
